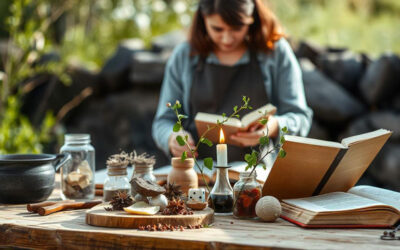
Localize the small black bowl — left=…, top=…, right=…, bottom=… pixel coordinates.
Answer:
left=0, top=153, right=71, bottom=204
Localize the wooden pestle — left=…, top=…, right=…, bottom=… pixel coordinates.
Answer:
left=37, top=200, right=102, bottom=216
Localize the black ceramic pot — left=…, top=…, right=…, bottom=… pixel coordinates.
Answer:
left=0, top=153, right=71, bottom=204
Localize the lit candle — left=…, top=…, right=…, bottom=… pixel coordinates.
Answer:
left=216, top=128, right=228, bottom=166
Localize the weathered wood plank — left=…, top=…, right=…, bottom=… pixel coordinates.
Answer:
left=0, top=203, right=398, bottom=250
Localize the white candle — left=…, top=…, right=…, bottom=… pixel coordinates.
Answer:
left=217, top=144, right=228, bottom=166
left=216, top=128, right=228, bottom=166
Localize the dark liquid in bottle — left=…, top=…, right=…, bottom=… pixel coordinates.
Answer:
left=209, top=194, right=233, bottom=213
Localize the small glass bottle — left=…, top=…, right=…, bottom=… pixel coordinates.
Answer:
left=233, top=171, right=262, bottom=219
left=130, top=162, right=156, bottom=197
left=209, top=166, right=233, bottom=215
left=103, top=164, right=131, bottom=201
left=60, top=134, right=95, bottom=200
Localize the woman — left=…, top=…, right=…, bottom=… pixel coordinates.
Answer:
left=152, top=0, right=312, bottom=163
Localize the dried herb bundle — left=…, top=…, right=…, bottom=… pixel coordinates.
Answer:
left=106, top=151, right=133, bottom=168
left=164, top=183, right=183, bottom=200
left=104, top=191, right=134, bottom=211
left=132, top=151, right=156, bottom=165
left=161, top=198, right=193, bottom=215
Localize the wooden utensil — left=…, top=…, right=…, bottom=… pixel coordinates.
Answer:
left=27, top=200, right=102, bottom=216
left=37, top=200, right=102, bottom=216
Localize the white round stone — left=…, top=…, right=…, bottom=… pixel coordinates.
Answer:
left=255, top=196, right=282, bottom=222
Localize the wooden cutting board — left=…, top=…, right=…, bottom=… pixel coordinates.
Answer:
left=86, top=204, right=214, bottom=228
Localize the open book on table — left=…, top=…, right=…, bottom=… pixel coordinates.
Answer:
left=262, top=129, right=392, bottom=200
left=194, top=104, right=276, bottom=146
left=153, top=160, right=271, bottom=185
left=281, top=185, right=400, bottom=228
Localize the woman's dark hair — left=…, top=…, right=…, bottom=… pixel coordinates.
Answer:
left=189, top=0, right=284, bottom=57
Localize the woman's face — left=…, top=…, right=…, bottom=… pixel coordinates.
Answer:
left=204, top=14, right=252, bottom=52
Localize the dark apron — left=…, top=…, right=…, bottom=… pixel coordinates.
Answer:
left=186, top=51, right=269, bottom=162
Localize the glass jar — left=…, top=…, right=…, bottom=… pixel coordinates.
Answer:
left=60, top=134, right=95, bottom=200
left=103, top=164, right=131, bottom=201
left=208, top=166, right=233, bottom=215
left=233, top=172, right=262, bottom=219
left=130, top=162, right=156, bottom=197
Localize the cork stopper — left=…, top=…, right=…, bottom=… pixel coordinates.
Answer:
left=107, top=165, right=128, bottom=176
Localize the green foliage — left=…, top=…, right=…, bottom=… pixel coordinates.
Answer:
left=0, top=0, right=68, bottom=154
left=203, top=157, right=213, bottom=171
left=176, top=135, right=186, bottom=146
left=0, top=96, right=55, bottom=154
left=267, top=0, right=400, bottom=56
left=200, top=137, right=213, bottom=147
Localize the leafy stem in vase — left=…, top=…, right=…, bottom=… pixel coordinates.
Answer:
left=232, top=112, right=288, bottom=212
left=167, top=96, right=252, bottom=194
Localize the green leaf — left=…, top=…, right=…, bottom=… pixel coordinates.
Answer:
left=244, top=153, right=252, bottom=163
left=279, top=149, right=287, bottom=158
left=282, top=126, right=288, bottom=133
left=233, top=106, right=238, bottom=112
left=235, top=114, right=240, bottom=118
left=181, top=151, right=187, bottom=162
left=200, top=137, right=213, bottom=147
left=204, top=157, right=213, bottom=170
left=261, top=163, right=267, bottom=170
left=176, top=135, right=186, bottom=146
left=178, top=114, right=188, bottom=120
left=259, top=118, right=268, bottom=125
left=280, top=136, right=285, bottom=144
left=245, top=164, right=251, bottom=171
left=248, top=106, right=253, bottom=110
left=173, top=123, right=181, bottom=132
left=222, top=113, right=226, bottom=117
left=259, top=136, right=269, bottom=146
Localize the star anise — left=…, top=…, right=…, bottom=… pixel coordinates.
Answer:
left=161, top=198, right=193, bottom=215
left=104, top=191, right=134, bottom=211
left=164, top=182, right=183, bottom=200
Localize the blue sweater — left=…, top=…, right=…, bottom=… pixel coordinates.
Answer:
left=152, top=38, right=313, bottom=156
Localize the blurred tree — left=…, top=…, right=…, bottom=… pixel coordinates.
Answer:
left=0, top=0, right=71, bottom=154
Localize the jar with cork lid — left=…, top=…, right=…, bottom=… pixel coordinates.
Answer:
left=130, top=152, right=156, bottom=198
left=103, top=152, right=131, bottom=202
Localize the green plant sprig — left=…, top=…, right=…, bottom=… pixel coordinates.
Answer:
left=232, top=114, right=288, bottom=210
left=167, top=96, right=252, bottom=194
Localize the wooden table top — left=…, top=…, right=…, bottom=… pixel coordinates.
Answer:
left=1, top=198, right=399, bottom=250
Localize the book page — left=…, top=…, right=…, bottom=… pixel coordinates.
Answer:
left=241, top=104, right=276, bottom=128
left=195, top=112, right=242, bottom=128
left=341, top=129, right=391, bottom=147
left=285, top=135, right=345, bottom=149
left=283, top=192, right=386, bottom=212
left=348, top=185, right=400, bottom=211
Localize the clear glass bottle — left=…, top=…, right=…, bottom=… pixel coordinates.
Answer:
left=130, top=162, right=156, bottom=197
left=233, top=171, right=262, bottom=219
left=103, top=164, right=131, bottom=201
left=208, top=166, right=233, bottom=215
left=60, top=134, right=95, bottom=200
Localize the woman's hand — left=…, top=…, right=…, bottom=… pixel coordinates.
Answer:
left=168, top=130, right=198, bottom=157
left=230, top=116, right=279, bottom=147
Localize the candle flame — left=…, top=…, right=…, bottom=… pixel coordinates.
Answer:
left=219, top=128, right=225, bottom=144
